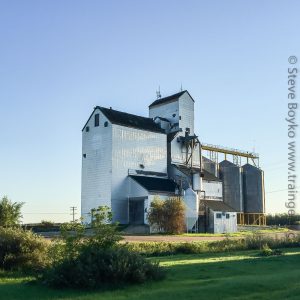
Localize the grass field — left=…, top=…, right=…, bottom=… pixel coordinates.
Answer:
left=178, top=227, right=290, bottom=237
left=1, top=248, right=299, bottom=300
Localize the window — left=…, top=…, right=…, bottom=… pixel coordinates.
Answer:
left=226, top=214, right=230, bottom=219
left=216, top=213, right=222, bottom=219
left=85, top=126, right=89, bottom=132
left=94, top=114, right=99, bottom=127
left=104, top=121, right=108, bottom=127
left=172, top=113, right=176, bottom=117
left=83, top=154, right=86, bottom=158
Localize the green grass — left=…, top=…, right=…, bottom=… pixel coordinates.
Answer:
left=1, top=248, right=300, bottom=300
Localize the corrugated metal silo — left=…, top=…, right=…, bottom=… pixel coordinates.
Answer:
left=202, top=156, right=218, bottom=177
left=219, top=160, right=243, bottom=212
left=242, top=164, right=265, bottom=213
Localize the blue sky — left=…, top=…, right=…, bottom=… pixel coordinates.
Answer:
left=0, top=0, right=299, bottom=223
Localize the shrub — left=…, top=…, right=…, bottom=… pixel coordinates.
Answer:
left=260, top=244, right=273, bottom=256
left=259, top=244, right=284, bottom=257
left=41, top=206, right=164, bottom=289
left=43, top=246, right=164, bottom=289
left=0, top=227, right=50, bottom=272
left=147, top=197, right=185, bottom=234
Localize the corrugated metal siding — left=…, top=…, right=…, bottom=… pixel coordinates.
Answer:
left=81, top=109, right=112, bottom=223
left=111, top=125, right=167, bottom=223
left=149, top=93, right=199, bottom=167
left=242, top=164, right=265, bottom=213
left=219, top=160, right=243, bottom=212
left=178, top=93, right=194, bottom=134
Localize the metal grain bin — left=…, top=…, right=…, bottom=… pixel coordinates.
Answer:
left=219, top=160, right=243, bottom=212
left=202, top=156, right=218, bottom=177
left=242, top=163, right=265, bottom=213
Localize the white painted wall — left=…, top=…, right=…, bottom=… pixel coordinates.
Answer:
left=81, top=109, right=112, bottom=223
left=149, top=100, right=179, bottom=128
left=149, top=92, right=200, bottom=168
left=111, top=125, right=167, bottom=223
left=212, top=211, right=237, bottom=233
left=202, top=180, right=223, bottom=200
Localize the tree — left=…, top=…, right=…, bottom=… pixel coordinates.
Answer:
left=147, top=196, right=185, bottom=234
left=0, top=196, right=24, bottom=227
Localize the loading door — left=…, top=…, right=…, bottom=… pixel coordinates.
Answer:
left=129, top=199, right=145, bottom=225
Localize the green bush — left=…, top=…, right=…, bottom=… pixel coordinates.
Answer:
left=43, top=246, right=164, bottom=289
left=0, top=227, right=50, bottom=272
left=147, top=197, right=185, bottom=234
left=259, top=244, right=284, bottom=257
left=41, top=206, right=165, bottom=289
left=260, top=244, right=273, bottom=256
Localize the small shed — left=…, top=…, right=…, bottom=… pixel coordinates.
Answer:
left=201, top=200, right=237, bottom=233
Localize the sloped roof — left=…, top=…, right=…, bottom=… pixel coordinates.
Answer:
left=173, top=165, right=221, bottom=182
left=202, top=200, right=236, bottom=212
left=149, top=90, right=194, bottom=108
left=202, top=170, right=221, bottom=182
left=130, top=175, right=178, bottom=193
left=82, top=106, right=165, bottom=133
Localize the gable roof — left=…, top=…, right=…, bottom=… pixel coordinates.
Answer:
left=149, top=90, right=195, bottom=108
left=130, top=175, right=178, bottom=193
left=201, top=200, right=236, bottom=212
left=82, top=106, right=165, bottom=133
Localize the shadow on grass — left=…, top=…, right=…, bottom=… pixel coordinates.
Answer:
left=0, top=249, right=300, bottom=300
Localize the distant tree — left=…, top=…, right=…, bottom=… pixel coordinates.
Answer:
left=147, top=197, right=185, bottom=234
left=266, top=213, right=300, bottom=226
left=0, top=196, right=24, bottom=227
left=40, top=220, right=55, bottom=227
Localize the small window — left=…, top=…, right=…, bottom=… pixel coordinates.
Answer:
left=83, top=154, right=86, bottom=158
left=85, top=126, right=89, bottom=132
left=172, top=113, right=176, bottom=117
left=179, top=116, right=182, bottom=120
left=104, top=121, right=108, bottom=127
left=94, top=114, right=99, bottom=127
left=139, top=164, right=145, bottom=169
left=216, top=213, right=222, bottom=219
left=226, top=214, right=230, bottom=219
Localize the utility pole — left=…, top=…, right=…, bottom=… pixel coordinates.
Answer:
left=70, top=206, right=77, bottom=222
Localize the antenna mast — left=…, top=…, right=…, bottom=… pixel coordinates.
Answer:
left=156, top=86, right=161, bottom=99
